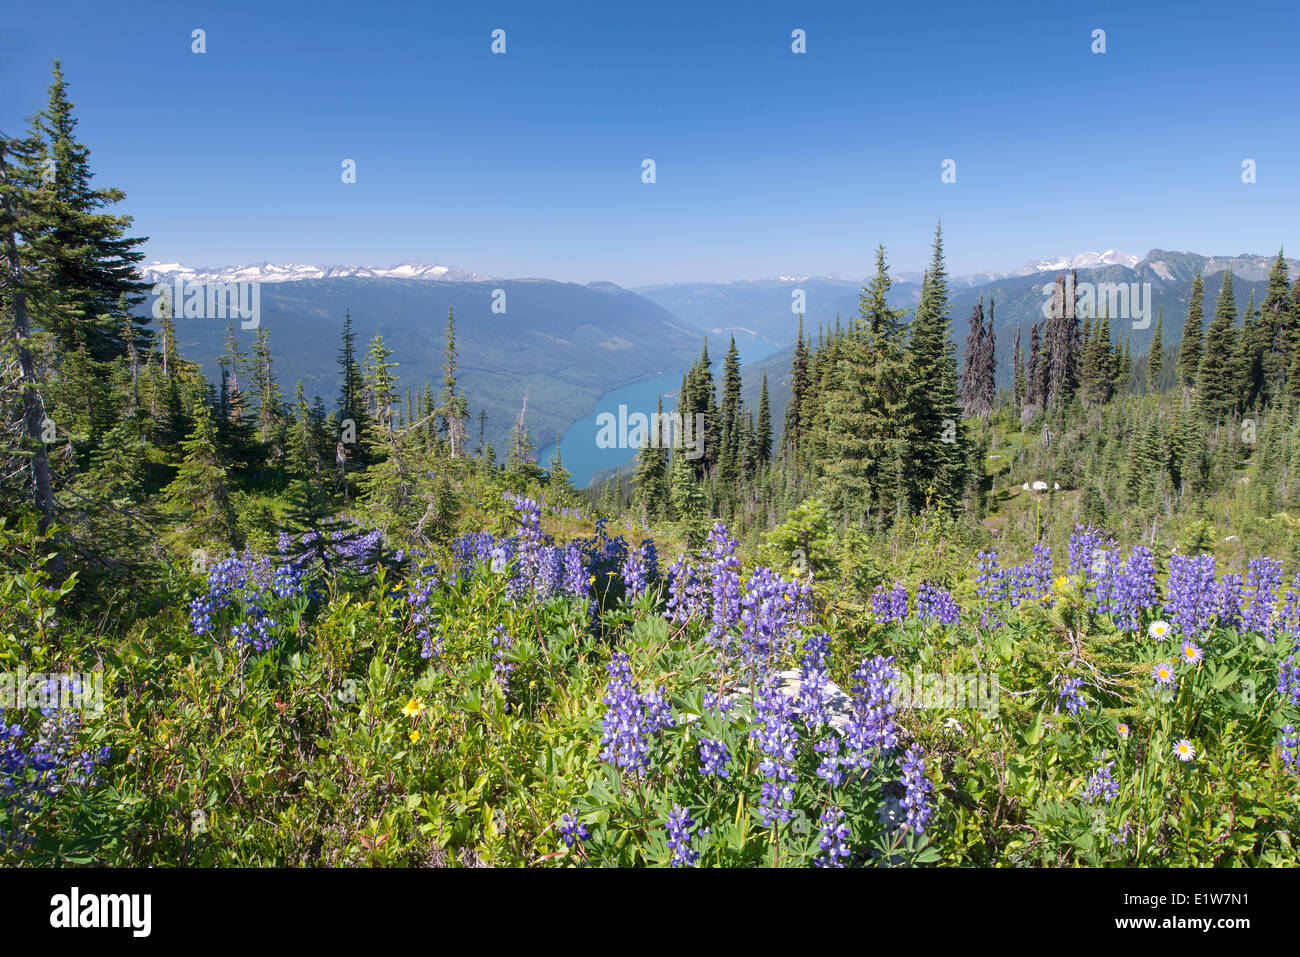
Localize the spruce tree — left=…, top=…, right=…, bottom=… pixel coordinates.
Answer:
left=1177, top=270, right=1205, bottom=388
left=1147, top=311, right=1163, bottom=389
left=1196, top=269, right=1240, bottom=421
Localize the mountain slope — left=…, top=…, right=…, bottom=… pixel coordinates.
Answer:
left=147, top=277, right=709, bottom=452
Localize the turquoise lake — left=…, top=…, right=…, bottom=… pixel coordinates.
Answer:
left=539, top=334, right=783, bottom=489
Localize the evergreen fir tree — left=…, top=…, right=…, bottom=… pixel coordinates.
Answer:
left=1177, top=270, right=1205, bottom=388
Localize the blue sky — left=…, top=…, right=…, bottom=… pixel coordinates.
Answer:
left=3, top=0, right=1296, bottom=285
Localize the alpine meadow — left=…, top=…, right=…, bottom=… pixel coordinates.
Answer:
left=2, top=2, right=1299, bottom=889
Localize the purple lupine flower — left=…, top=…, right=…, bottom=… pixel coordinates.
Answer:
left=737, top=567, right=812, bottom=668
left=1280, top=725, right=1299, bottom=775
left=1108, top=547, right=1158, bottom=633
left=640, top=684, right=676, bottom=734
left=562, top=544, right=589, bottom=601
left=751, top=678, right=799, bottom=825
left=1279, top=655, right=1300, bottom=708
left=1057, top=676, right=1088, bottom=715
left=1068, top=525, right=1112, bottom=583
left=490, top=625, right=516, bottom=711
left=976, top=551, right=1007, bottom=604
left=872, top=582, right=909, bottom=625
left=916, top=583, right=960, bottom=626
left=796, top=632, right=833, bottom=727
left=665, top=804, right=699, bottom=866
left=843, top=655, right=900, bottom=772
left=698, top=738, right=732, bottom=778
left=900, top=746, right=933, bottom=834
left=813, top=734, right=845, bottom=788
left=621, top=543, right=653, bottom=599
left=1215, top=572, right=1244, bottom=632
left=814, top=806, right=852, bottom=868
left=666, top=555, right=708, bottom=624
left=557, top=812, right=589, bottom=847
left=1165, top=552, right=1218, bottom=638
left=1082, top=759, right=1119, bottom=804
left=599, top=651, right=651, bottom=775
left=1030, top=544, right=1055, bottom=605
left=1243, top=557, right=1283, bottom=640
left=705, top=524, right=742, bottom=645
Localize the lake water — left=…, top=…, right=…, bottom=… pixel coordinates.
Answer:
left=539, top=333, right=783, bottom=489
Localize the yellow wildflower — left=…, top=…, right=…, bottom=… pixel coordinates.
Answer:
left=402, top=698, right=425, bottom=718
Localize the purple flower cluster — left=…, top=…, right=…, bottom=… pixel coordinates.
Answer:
left=490, top=625, right=516, bottom=711
left=665, top=804, right=699, bottom=866
left=666, top=556, right=707, bottom=624
left=1082, top=759, right=1119, bottom=804
left=598, top=651, right=674, bottom=776
left=843, top=655, right=900, bottom=772
left=871, top=582, right=909, bottom=625
left=705, top=524, right=742, bottom=645
left=751, top=678, right=799, bottom=825
left=557, top=811, right=589, bottom=847
left=916, top=582, right=961, bottom=626
left=1280, top=725, right=1299, bottom=775
left=1279, top=655, right=1300, bottom=708
left=736, top=567, right=812, bottom=669
left=189, top=550, right=305, bottom=651
left=1243, top=558, right=1283, bottom=639
left=1, top=705, right=110, bottom=852
left=698, top=737, right=732, bottom=778
left=1093, top=546, right=1158, bottom=633
left=815, top=806, right=851, bottom=867
left=1057, top=676, right=1088, bottom=714
left=796, top=632, right=833, bottom=728
left=1165, top=553, right=1218, bottom=638
left=620, top=540, right=658, bottom=599
left=900, top=746, right=933, bottom=834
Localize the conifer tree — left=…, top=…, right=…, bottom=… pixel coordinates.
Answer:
left=1261, top=250, right=1294, bottom=400
left=439, top=307, right=469, bottom=456
left=634, top=395, right=669, bottom=518
left=337, top=310, right=366, bottom=456
left=1196, top=269, right=1240, bottom=421
left=164, top=404, right=238, bottom=547
left=20, top=61, right=148, bottom=363
left=1147, top=311, right=1163, bottom=389
left=754, top=372, right=772, bottom=468
left=1177, top=270, right=1205, bottom=388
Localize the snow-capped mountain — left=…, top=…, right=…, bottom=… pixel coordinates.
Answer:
left=138, top=260, right=492, bottom=284
left=1010, top=250, right=1140, bottom=276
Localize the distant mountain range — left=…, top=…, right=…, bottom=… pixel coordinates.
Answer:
left=140, top=261, right=491, bottom=284
left=138, top=247, right=1297, bottom=462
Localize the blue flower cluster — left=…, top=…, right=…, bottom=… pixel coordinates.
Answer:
left=815, top=806, right=851, bottom=867
left=843, top=655, right=900, bottom=772
left=599, top=651, right=674, bottom=776
left=1057, top=676, right=1088, bottom=715
left=751, top=678, right=799, bottom=825
left=189, top=550, right=306, bottom=650
left=1, top=702, right=110, bottom=852
left=900, top=745, right=933, bottom=834
left=1082, top=758, right=1119, bottom=803
left=665, top=804, right=699, bottom=866
left=870, top=581, right=909, bottom=625
left=915, top=582, right=961, bottom=626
